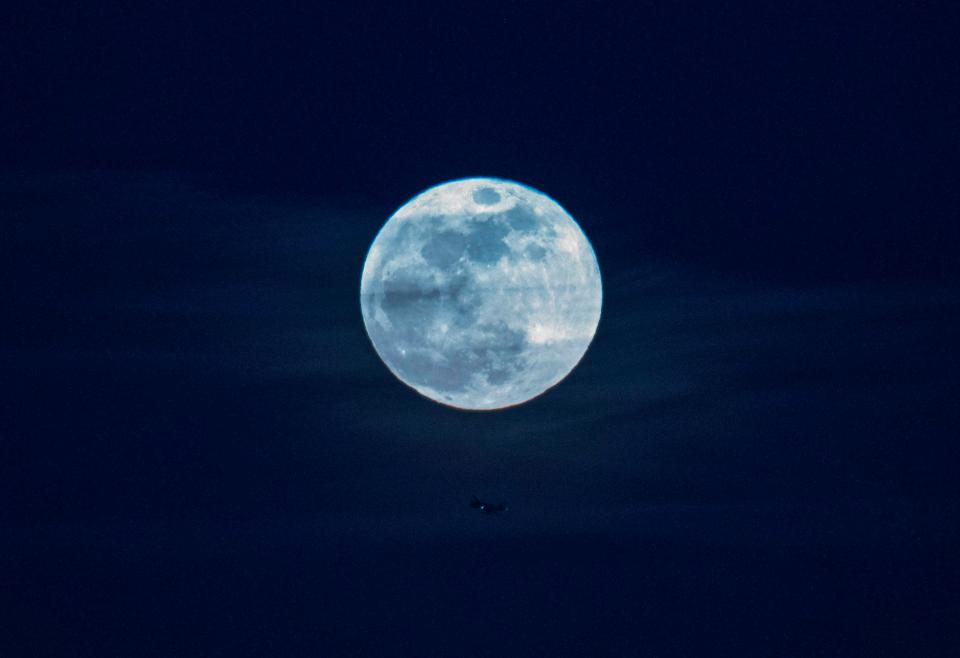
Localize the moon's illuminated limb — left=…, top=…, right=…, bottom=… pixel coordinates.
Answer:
left=360, top=178, right=602, bottom=410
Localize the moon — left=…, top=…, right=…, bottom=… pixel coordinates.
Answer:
left=360, top=178, right=602, bottom=410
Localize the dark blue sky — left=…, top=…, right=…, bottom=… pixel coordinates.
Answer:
left=2, top=2, right=959, bottom=656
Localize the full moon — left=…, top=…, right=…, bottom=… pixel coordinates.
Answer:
left=360, top=178, right=602, bottom=410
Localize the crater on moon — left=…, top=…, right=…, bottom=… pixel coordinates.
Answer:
left=472, top=187, right=501, bottom=205
left=360, top=177, right=602, bottom=410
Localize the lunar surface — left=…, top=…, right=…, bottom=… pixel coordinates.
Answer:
left=360, top=178, right=602, bottom=410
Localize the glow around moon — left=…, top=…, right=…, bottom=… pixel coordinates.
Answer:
left=360, top=178, right=602, bottom=410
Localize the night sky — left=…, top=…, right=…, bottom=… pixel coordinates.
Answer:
left=3, top=3, right=959, bottom=656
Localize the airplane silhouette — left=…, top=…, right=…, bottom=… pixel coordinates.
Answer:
left=470, top=495, right=508, bottom=514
